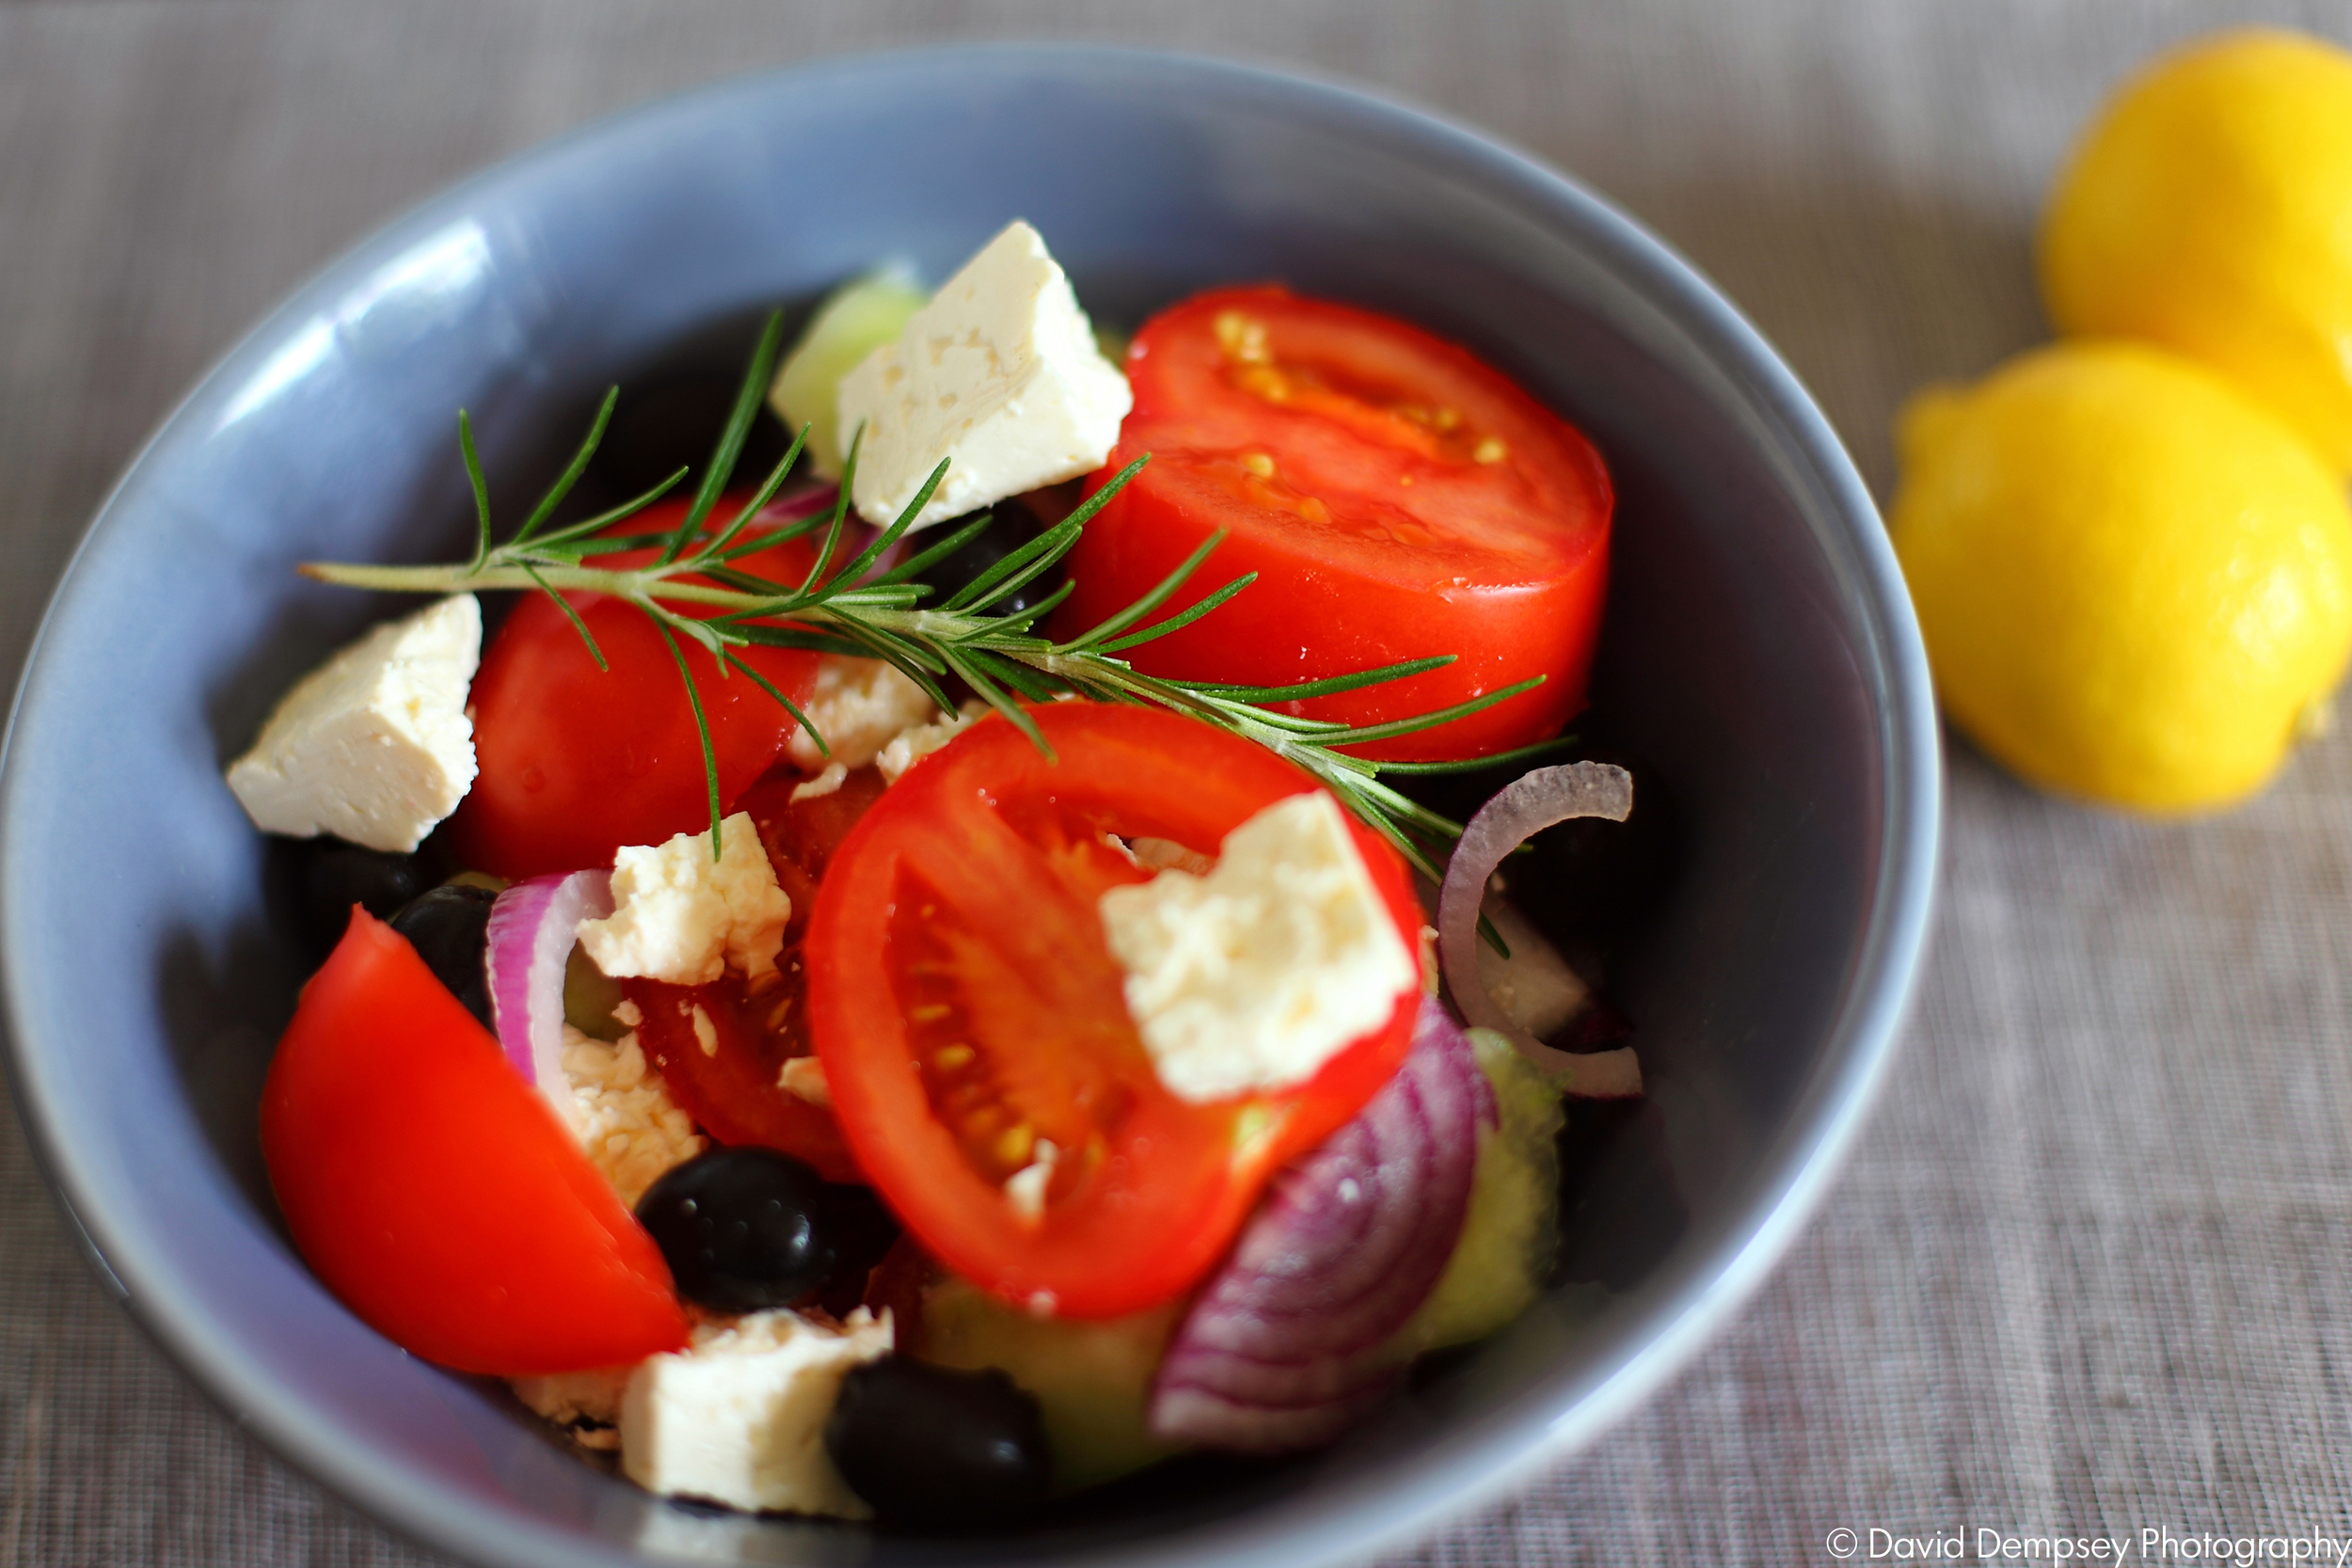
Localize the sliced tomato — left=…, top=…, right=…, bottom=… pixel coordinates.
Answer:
left=1057, top=286, right=1613, bottom=760
left=261, top=909, right=688, bottom=1374
left=450, top=498, right=825, bottom=879
left=623, top=976, right=858, bottom=1181
left=742, top=757, right=894, bottom=904
left=805, top=703, right=1422, bottom=1319
left=618, top=763, right=889, bottom=1182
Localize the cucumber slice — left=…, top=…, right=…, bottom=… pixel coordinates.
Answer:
left=770, top=269, right=928, bottom=480
left=915, top=1277, right=1184, bottom=1490
left=1389, top=1025, right=1565, bottom=1358
left=561, top=942, right=628, bottom=1041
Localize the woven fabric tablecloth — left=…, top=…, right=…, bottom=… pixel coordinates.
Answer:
left=8, top=2, right=2352, bottom=1562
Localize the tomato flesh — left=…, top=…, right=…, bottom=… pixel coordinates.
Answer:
left=451, top=498, right=824, bottom=879
left=1057, top=286, right=1613, bottom=760
left=806, top=704, right=1422, bottom=1319
left=261, top=909, right=688, bottom=1374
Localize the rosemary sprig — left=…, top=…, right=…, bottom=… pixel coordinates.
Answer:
left=305, top=310, right=1539, bottom=870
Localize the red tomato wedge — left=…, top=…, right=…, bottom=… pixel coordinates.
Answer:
left=805, top=704, right=1423, bottom=1319
left=261, top=909, right=688, bottom=1374
left=451, top=497, right=825, bottom=879
left=618, top=764, right=888, bottom=1182
left=1057, top=286, right=1613, bottom=761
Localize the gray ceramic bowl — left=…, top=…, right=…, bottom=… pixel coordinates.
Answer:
left=0, top=42, right=1936, bottom=1568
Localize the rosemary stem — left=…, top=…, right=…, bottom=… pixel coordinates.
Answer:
left=301, top=560, right=771, bottom=611
left=304, top=327, right=1530, bottom=868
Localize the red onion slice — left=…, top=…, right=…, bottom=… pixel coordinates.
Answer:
left=1438, top=762, right=1643, bottom=1098
left=485, top=870, right=612, bottom=1107
left=742, top=482, right=914, bottom=583
left=1148, top=999, right=1495, bottom=1452
left=753, top=481, right=836, bottom=526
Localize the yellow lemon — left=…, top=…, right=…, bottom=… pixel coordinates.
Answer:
left=1891, top=340, right=2352, bottom=812
left=2041, top=27, right=2352, bottom=474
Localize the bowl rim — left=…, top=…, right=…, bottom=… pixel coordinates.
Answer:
left=0, top=39, right=1940, bottom=1568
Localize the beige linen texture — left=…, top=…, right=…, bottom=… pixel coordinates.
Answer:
left=8, top=2, right=2352, bottom=1564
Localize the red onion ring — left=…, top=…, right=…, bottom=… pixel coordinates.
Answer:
left=1148, top=999, right=1494, bottom=1452
left=485, top=870, right=612, bottom=1108
left=743, top=482, right=917, bottom=584
left=1438, top=762, right=1643, bottom=1097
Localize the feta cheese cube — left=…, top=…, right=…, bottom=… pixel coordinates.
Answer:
left=836, top=221, right=1131, bottom=530
left=620, top=1308, right=893, bottom=1518
left=576, top=813, right=790, bottom=985
left=786, top=654, right=946, bottom=773
left=1098, top=792, right=1418, bottom=1102
left=224, top=594, right=481, bottom=852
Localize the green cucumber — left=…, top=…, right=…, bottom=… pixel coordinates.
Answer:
left=562, top=942, right=628, bottom=1041
left=1388, top=1026, right=1565, bottom=1359
left=916, top=1026, right=1565, bottom=1488
left=915, top=1278, right=1184, bottom=1491
left=769, top=269, right=927, bottom=480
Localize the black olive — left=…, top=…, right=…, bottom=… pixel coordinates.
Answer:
left=592, top=374, right=796, bottom=506
left=909, top=489, right=1073, bottom=618
left=634, top=1148, right=848, bottom=1313
left=824, top=1357, right=1052, bottom=1528
left=810, top=1180, right=902, bottom=1319
left=386, top=883, right=497, bottom=1031
left=271, top=837, right=430, bottom=962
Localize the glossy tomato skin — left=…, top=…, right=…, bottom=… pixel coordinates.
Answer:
left=1057, top=286, right=1613, bottom=761
left=805, top=704, right=1423, bottom=1320
left=450, top=499, right=824, bottom=879
left=261, top=909, right=688, bottom=1375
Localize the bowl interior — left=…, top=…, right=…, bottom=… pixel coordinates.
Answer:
left=0, top=46, right=1931, bottom=1568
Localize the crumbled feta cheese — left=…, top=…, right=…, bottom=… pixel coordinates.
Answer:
left=1128, top=836, right=1215, bottom=877
left=790, top=762, right=848, bottom=802
left=835, top=221, right=1131, bottom=530
left=512, top=1365, right=631, bottom=1450
left=786, top=655, right=946, bottom=772
left=620, top=1308, right=893, bottom=1518
left=224, top=594, right=481, bottom=852
left=576, top=813, right=790, bottom=985
left=777, top=1056, right=831, bottom=1107
left=1098, top=792, right=1418, bottom=1102
left=557, top=1024, right=705, bottom=1207
left=1003, top=1137, right=1059, bottom=1223
left=876, top=700, right=987, bottom=784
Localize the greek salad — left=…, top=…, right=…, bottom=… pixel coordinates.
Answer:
left=230, top=221, right=1657, bottom=1528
